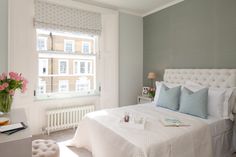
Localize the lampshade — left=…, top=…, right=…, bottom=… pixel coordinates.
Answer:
left=147, top=72, right=156, bottom=80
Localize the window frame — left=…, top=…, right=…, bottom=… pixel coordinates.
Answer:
left=58, top=59, right=69, bottom=75
left=75, top=78, right=91, bottom=92
left=38, top=58, right=49, bottom=76
left=82, top=41, right=91, bottom=54
left=73, top=60, right=93, bottom=75
left=37, top=36, right=47, bottom=51
left=38, top=79, right=46, bottom=94
left=58, top=80, right=69, bottom=93
left=64, top=39, right=75, bottom=53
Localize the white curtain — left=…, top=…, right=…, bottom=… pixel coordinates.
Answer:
left=34, top=0, right=102, bottom=35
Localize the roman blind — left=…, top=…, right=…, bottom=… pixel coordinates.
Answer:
left=34, top=0, right=102, bottom=35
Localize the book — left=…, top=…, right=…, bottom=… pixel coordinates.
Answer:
left=0, top=122, right=27, bottom=134
left=160, top=117, right=189, bottom=127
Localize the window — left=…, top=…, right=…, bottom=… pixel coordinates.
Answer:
left=58, top=80, right=69, bottom=92
left=37, top=37, right=47, bottom=51
left=74, top=60, right=92, bottom=75
left=58, top=60, right=68, bottom=75
left=36, top=29, right=98, bottom=99
left=38, top=79, right=46, bottom=94
left=39, top=59, right=48, bottom=75
left=76, top=78, right=90, bottom=92
left=64, top=40, right=75, bottom=52
left=82, top=41, right=91, bottom=54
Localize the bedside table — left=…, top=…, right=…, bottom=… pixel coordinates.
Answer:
left=137, top=96, right=153, bottom=104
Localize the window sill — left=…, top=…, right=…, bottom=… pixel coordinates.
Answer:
left=34, top=93, right=100, bottom=102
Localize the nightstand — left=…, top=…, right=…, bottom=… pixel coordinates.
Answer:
left=137, top=96, right=153, bottom=104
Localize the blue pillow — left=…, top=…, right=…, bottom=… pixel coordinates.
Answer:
left=156, top=84, right=181, bottom=111
left=179, top=87, right=208, bottom=119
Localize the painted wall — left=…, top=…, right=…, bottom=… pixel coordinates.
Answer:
left=9, top=0, right=119, bottom=135
left=143, top=0, right=236, bottom=84
left=119, top=13, right=143, bottom=106
left=0, top=0, right=8, bottom=73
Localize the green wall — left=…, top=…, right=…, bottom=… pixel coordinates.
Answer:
left=0, top=0, right=8, bottom=73
left=143, top=0, right=236, bottom=85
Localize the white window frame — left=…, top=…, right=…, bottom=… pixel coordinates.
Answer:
left=73, top=60, right=92, bottom=75
left=75, top=78, right=91, bottom=92
left=58, top=80, right=69, bottom=93
left=38, top=79, right=46, bottom=94
left=39, top=59, right=48, bottom=76
left=37, top=37, right=47, bottom=51
left=64, top=39, right=75, bottom=53
left=82, top=41, right=91, bottom=54
left=58, top=59, right=69, bottom=75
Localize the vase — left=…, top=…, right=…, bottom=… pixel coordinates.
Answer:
left=0, top=94, right=13, bottom=114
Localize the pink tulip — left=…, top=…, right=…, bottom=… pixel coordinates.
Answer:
left=1, top=72, right=7, bottom=80
left=9, top=90, right=15, bottom=96
left=9, top=72, right=18, bottom=80
left=2, top=83, right=9, bottom=88
left=0, top=85, right=5, bottom=91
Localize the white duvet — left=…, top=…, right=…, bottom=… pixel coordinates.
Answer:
left=70, top=103, right=213, bottom=157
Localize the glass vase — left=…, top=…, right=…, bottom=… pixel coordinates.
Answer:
left=0, top=94, right=13, bottom=114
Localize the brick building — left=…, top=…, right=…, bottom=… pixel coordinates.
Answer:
left=37, top=30, right=97, bottom=95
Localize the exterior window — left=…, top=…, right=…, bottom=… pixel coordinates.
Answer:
left=37, top=37, right=47, bottom=51
left=58, top=60, right=68, bottom=75
left=76, top=78, right=90, bottom=92
left=38, top=79, right=46, bottom=94
left=74, top=60, right=92, bottom=75
left=36, top=29, right=98, bottom=99
left=39, top=59, right=48, bottom=76
left=82, top=41, right=91, bottom=54
left=58, top=80, right=69, bottom=92
left=64, top=40, right=75, bottom=52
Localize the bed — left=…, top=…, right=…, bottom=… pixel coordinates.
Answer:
left=70, top=69, right=236, bottom=157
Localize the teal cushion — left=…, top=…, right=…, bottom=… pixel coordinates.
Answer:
left=179, top=87, right=208, bottom=119
left=156, top=84, right=181, bottom=111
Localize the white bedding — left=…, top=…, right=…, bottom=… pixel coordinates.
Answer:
left=71, top=103, right=213, bottom=157
left=203, top=117, right=234, bottom=157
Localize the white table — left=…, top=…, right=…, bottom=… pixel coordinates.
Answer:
left=137, top=96, right=153, bottom=104
left=0, top=108, right=32, bottom=157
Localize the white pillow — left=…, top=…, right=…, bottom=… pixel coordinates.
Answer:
left=154, top=81, right=182, bottom=103
left=185, top=81, right=233, bottom=119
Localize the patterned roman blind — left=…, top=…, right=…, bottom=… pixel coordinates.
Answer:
left=34, top=0, right=102, bottom=35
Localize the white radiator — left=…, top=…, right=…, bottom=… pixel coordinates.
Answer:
left=45, top=105, right=95, bottom=135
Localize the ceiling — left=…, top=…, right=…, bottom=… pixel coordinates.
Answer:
left=73, top=0, right=184, bottom=16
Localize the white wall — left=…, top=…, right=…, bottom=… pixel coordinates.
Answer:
left=8, top=0, right=119, bottom=135
left=119, top=12, right=143, bottom=106
left=0, top=0, right=8, bottom=73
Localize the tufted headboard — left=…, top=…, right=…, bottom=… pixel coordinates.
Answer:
left=164, top=69, right=236, bottom=88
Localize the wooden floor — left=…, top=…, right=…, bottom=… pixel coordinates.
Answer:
left=33, top=129, right=236, bottom=157
left=33, top=129, right=92, bottom=157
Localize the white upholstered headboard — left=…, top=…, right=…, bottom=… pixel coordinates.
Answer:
left=164, top=69, right=236, bottom=88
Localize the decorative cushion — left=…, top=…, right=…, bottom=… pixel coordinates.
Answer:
left=185, top=81, right=234, bottom=119
left=156, top=84, right=181, bottom=111
left=179, top=87, right=208, bottom=119
left=32, top=139, right=59, bottom=157
left=154, top=81, right=182, bottom=103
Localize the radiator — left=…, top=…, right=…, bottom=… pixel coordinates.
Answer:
left=45, top=105, right=95, bottom=135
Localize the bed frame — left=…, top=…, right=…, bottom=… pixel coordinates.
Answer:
left=164, top=69, right=236, bottom=88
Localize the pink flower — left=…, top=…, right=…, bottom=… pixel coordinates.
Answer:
left=2, top=83, right=9, bottom=88
left=9, top=72, right=18, bottom=80
left=0, top=72, right=7, bottom=81
left=9, top=90, right=15, bottom=96
left=0, top=85, right=4, bottom=91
